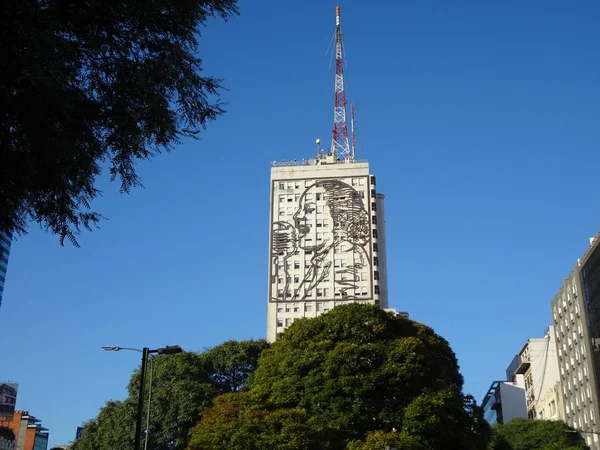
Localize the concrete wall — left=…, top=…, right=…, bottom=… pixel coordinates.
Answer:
left=499, top=382, right=527, bottom=423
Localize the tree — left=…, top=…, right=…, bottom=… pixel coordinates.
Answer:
left=1, top=0, right=238, bottom=245
left=488, top=418, right=588, bottom=450
left=346, top=430, right=425, bottom=450
left=187, top=392, right=343, bottom=450
left=71, top=340, right=267, bottom=450
left=248, top=303, right=490, bottom=449
left=198, top=339, right=269, bottom=394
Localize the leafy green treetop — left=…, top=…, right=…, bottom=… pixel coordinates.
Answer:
left=489, top=418, right=588, bottom=450
left=244, top=304, right=491, bottom=449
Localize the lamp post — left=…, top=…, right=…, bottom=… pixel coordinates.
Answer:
left=102, top=345, right=183, bottom=450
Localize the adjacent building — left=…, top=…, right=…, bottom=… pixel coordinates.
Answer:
left=0, top=411, right=49, bottom=450
left=266, top=152, right=388, bottom=342
left=0, top=232, right=11, bottom=309
left=551, top=233, right=600, bottom=450
left=481, top=378, right=527, bottom=425
left=506, top=327, right=563, bottom=421
left=0, top=385, right=17, bottom=419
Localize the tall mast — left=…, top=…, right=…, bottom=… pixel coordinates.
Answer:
left=351, top=104, right=356, bottom=160
left=331, top=6, right=351, bottom=161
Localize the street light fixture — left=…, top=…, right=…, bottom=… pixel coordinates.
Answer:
left=102, top=345, right=183, bottom=450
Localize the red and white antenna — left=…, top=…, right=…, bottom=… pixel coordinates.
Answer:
left=331, top=6, right=351, bottom=161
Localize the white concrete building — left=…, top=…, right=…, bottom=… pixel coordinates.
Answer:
left=266, top=153, right=388, bottom=342
left=507, top=327, right=563, bottom=421
left=551, top=234, right=600, bottom=450
left=481, top=377, right=527, bottom=425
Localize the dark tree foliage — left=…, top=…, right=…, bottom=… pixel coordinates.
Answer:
left=1, top=0, right=238, bottom=245
left=198, top=339, right=270, bottom=394
left=247, top=303, right=491, bottom=449
left=489, top=418, right=588, bottom=450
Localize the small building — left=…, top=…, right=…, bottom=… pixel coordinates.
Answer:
left=0, top=411, right=49, bottom=450
left=481, top=379, right=527, bottom=425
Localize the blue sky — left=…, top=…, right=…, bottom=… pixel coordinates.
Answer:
left=2, top=0, right=600, bottom=446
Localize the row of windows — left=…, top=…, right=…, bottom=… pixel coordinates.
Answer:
left=276, top=177, right=370, bottom=191
left=275, top=259, right=369, bottom=272
left=275, top=287, right=370, bottom=298
left=277, top=303, right=331, bottom=314
left=273, top=272, right=370, bottom=284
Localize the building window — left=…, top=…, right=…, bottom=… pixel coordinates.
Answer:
left=372, top=216, right=377, bottom=225
left=277, top=289, right=283, bottom=298
left=371, top=202, right=377, bottom=211
left=370, top=175, right=376, bottom=185
left=277, top=319, right=283, bottom=327
left=373, top=243, right=378, bottom=252
left=294, top=275, right=300, bottom=283
left=277, top=306, right=283, bottom=313
left=279, top=182, right=285, bottom=189
left=305, top=304, right=312, bottom=312
left=293, top=304, right=299, bottom=312
left=279, top=195, right=285, bottom=203
left=375, top=285, right=380, bottom=294
left=295, top=182, right=301, bottom=189
left=323, top=288, right=330, bottom=297
left=372, top=229, right=378, bottom=239
left=374, top=271, right=380, bottom=281
left=285, top=318, right=292, bottom=327
left=371, top=189, right=376, bottom=197
left=294, top=261, right=300, bottom=269
left=316, top=193, right=323, bottom=200
left=374, top=256, right=379, bottom=266
left=316, top=302, right=323, bottom=312
left=317, top=288, right=323, bottom=297
left=285, top=305, right=291, bottom=312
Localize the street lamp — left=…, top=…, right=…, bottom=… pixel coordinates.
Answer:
left=102, top=345, right=183, bottom=450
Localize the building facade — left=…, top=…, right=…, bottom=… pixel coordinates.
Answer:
left=0, top=411, right=48, bottom=450
left=551, top=234, right=600, bottom=450
left=506, top=327, right=563, bottom=421
left=481, top=378, right=527, bottom=425
left=0, top=232, right=11, bottom=309
left=266, top=154, right=388, bottom=342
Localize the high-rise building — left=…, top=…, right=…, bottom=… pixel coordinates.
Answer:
left=265, top=7, right=392, bottom=342
left=551, top=233, right=600, bottom=450
left=506, top=327, right=563, bottom=421
left=0, top=232, right=11, bottom=309
left=0, top=411, right=48, bottom=450
left=266, top=154, right=388, bottom=342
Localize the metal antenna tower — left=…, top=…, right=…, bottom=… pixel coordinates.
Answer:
left=330, top=6, right=351, bottom=161
left=350, top=104, right=357, bottom=160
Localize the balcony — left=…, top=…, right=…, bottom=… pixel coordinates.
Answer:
left=506, top=353, right=531, bottom=379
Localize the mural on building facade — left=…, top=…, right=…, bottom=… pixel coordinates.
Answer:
left=271, top=179, right=371, bottom=301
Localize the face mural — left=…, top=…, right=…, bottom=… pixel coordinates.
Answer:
left=271, top=179, right=371, bottom=302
